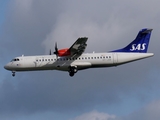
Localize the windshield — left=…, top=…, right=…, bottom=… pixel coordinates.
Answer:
left=11, top=58, right=20, bottom=62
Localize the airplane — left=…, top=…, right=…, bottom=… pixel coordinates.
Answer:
left=4, top=28, right=154, bottom=77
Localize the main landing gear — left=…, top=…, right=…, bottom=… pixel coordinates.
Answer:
left=12, top=71, right=16, bottom=77
left=69, top=66, right=77, bottom=77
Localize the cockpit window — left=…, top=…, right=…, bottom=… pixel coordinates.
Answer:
left=11, top=58, right=20, bottom=62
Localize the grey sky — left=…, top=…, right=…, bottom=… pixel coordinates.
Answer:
left=0, top=0, right=160, bottom=120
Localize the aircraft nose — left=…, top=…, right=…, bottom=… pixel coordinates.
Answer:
left=4, top=64, right=10, bottom=70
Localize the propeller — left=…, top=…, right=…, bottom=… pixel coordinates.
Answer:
left=49, top=49, right=52, bottom=55
left=53, top=42, right=58, bottom=58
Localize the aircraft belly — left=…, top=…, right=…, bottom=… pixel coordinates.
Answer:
left=90, top=61, right=115, bottom=68
left=14, top=61, right=57, bottom=71
left=71, top=61, right=92, bottom=70
left=14, top=65, right=55, bottom=71
left=116, top=53, right=154, bottom=65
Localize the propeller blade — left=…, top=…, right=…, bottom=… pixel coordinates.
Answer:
left=54, top=42, right=58, bottom=55
left=49, top=49, right=52, bottom=55
left=53, top=42, right=58, bottom=59
left=55, top=42, right=58, bottom=50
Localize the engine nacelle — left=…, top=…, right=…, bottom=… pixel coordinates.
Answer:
left=58, top=48, right=71, bottom=56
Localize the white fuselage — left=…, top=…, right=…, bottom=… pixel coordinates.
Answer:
left=4, top=52, right=154, bottom=72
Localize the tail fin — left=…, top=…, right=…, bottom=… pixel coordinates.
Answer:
left=111, top=28, right=152, bottom=53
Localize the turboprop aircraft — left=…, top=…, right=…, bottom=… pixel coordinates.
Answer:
left=4, top=28, right=154, bottom=77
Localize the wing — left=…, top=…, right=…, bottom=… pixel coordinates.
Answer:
left=69, top=37, right=88, bottom=56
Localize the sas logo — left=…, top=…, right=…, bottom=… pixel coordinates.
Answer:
left=130, top=43, right=146, bottom=51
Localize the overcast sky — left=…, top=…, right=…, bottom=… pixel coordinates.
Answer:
left=0, top=0, right=160, bottom=120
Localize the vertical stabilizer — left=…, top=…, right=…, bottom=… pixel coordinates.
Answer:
left=112, top=28, right=152, bottom=53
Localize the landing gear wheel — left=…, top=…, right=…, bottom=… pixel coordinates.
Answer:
left=69, top=72, right=74, bottom=77
left=68, top=66, right=77, bottom=77
left=73, top=68, right=77, bottom=73
left=12, top=71, right=15, bottom=77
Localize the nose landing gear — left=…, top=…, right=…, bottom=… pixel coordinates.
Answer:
left=12, top=71, right=15, bottom=77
